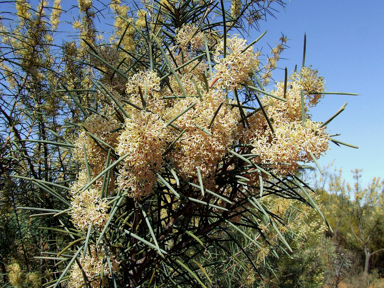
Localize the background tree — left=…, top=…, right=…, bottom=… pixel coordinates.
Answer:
left=327, top=169, right=384, bottom=275
left=312, top=168, right=384, bottom=287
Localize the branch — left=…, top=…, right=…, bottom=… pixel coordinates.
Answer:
left=371, top=248, right=384, bottom=256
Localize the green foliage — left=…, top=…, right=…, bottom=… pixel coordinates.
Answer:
left=314, top=168, right=384, bottom=286
left=201, top=188, right=330, bottom=288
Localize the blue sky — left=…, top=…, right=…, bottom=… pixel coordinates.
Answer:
left=251, top=0, right=384, bottom=187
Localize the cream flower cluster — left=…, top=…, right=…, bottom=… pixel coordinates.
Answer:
left=126, top=70, right=161, bottom=98
left=78, top=0, right=92, bottom=12
left=74, top=114, right=120, bottom=178
left=292, top=66, right=325, bottom=107
left=50, top=0, right=62, bottom=30
left=69, top=245, right=120, bottom=287
left=162, top=90, right=238, bottom=185
left=251, top=120, right=329, bottom=174
left=125, top=71, right=165, bottom=116
left=71, top=188, right=110, bottom=230
left=230, top=0, right=242, bottom=18
left=116, top=110, right=167, bottom=198
left=247, top=67, right=329, bottom=175
left=213, top=35, right=259, bottom=89
left=136, top=9, right=147, bottom=29
left=110, top=2, right=135, bottom=53
left=175, top=24, right=204, bottom=52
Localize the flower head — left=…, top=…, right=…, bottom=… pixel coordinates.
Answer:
left=116, top=111, right=167, bottom=198
left=71, top=188, right=110, bottom=230
left=213, top=35, right=259, bottom=89
left=69, top=245, right=119, bottom=287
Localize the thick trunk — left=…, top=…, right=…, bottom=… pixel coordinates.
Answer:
left=364, top=246, right=371, bottom=274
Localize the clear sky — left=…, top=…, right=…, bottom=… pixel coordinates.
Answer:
left=251, top=0, right=384, bottom=187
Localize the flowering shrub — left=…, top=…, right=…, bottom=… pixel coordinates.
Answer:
left=0, top=0, right=357, bottom=287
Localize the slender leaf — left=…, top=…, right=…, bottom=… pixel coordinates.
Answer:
left=21, top=139, right=75, bottom=148
left=301, top=89, right=305, bottom=127
left=187, top=197, right=228, bottom=211
left=124, top=230, right=167, bottom=254
left=308, top=151, right=324, bottom=175
left=220, top=0, right=227, bottom=58
left=254, top=94, right=275, bottom=134
left=96, top=196, right=124, bottom=246
left=53, top=246, right=83, bottom=288
left=330, top=138, right=359, bottom=149
left=197, top=167, right=204, bottom=196
left=83, top=224, right=93, bottom=258
left=142, top=208, right=164, bottom=257
left=310, top=91, right=359, bottom=96
left=284, top=67, right=288, bottom=99
left=204, top=34, right=213, bottom=77
left=78, top=153, right=129, bottom=193
left=185, top=231, right=204, bottom=248
left=153, top=35, right=189, bottom=98
left=192, top=260, right=212, bottom=285
left=163, top=128, right=187, bottom=156
left=157, top=173, right=180, bottom=198
left=209, top=102, right=223, bottom=128
left=245, top=85, right=287, bottom=102
left=302, top=33, right=306, bottom=68
left=320, top=102, right=348, bottom=128
left=175, top=259, right=207, bottom=288
left=166, top=102, right=196, bottom=127
left=241, top=30, right=267, bottom=53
